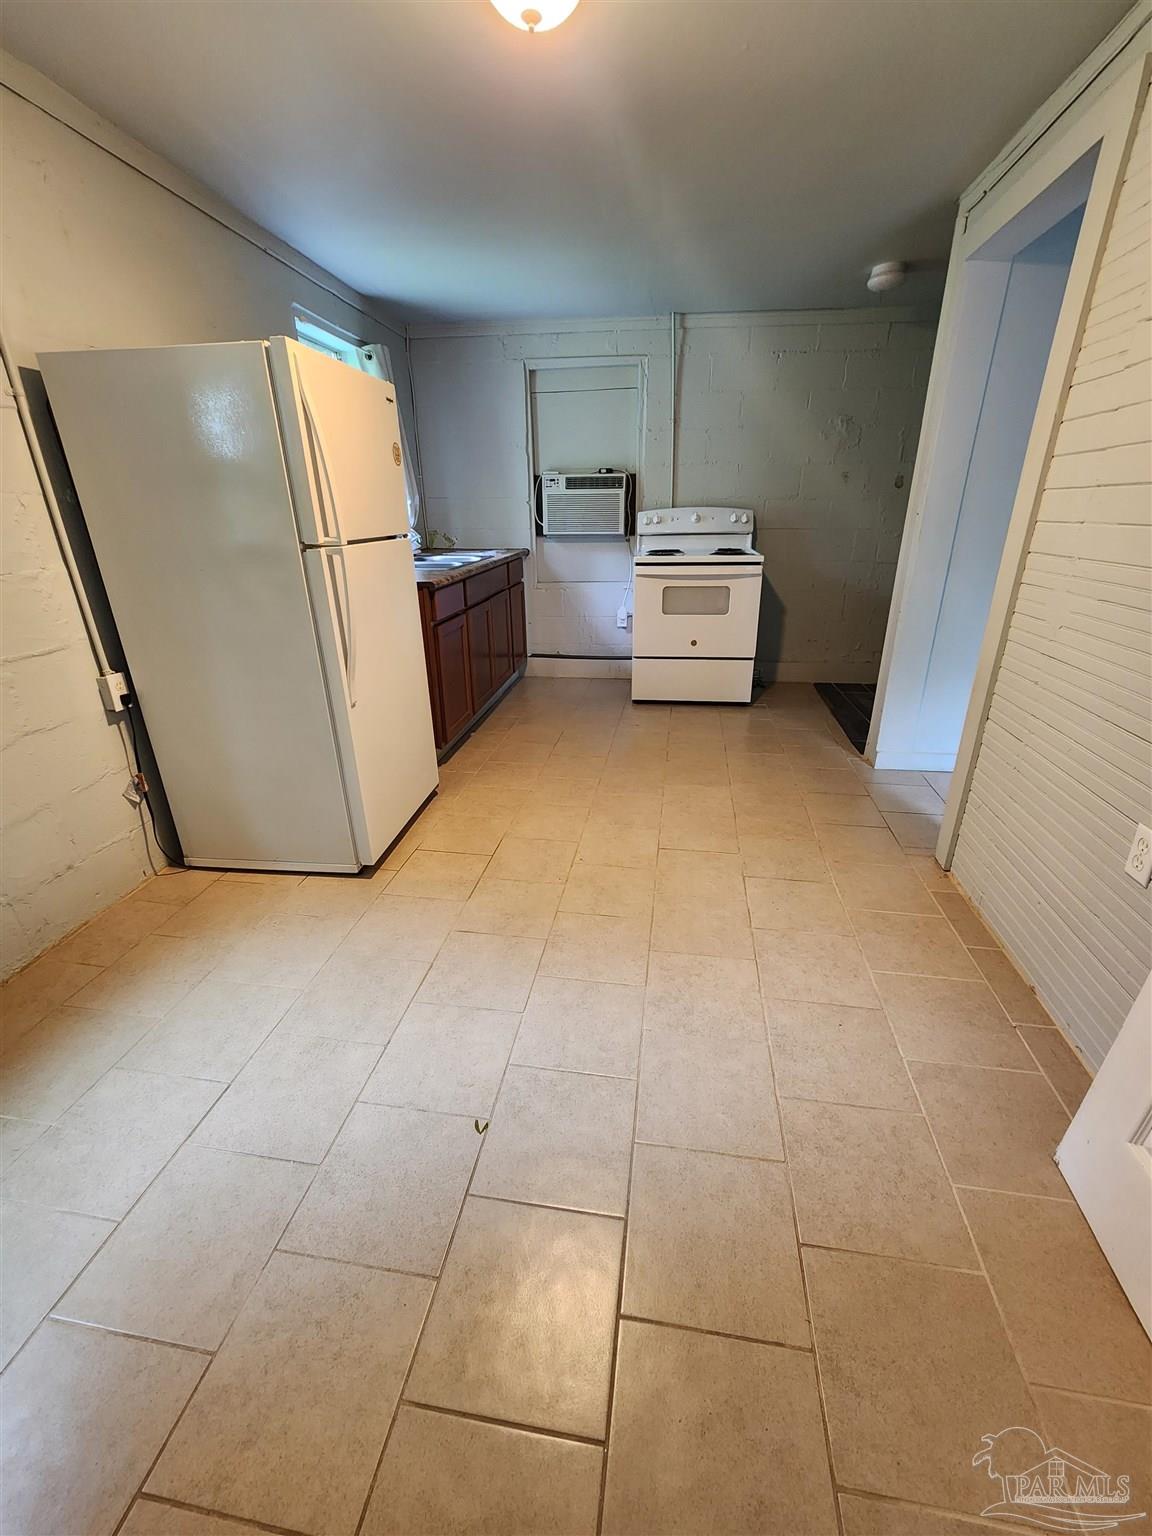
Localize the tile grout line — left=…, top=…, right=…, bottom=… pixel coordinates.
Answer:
left=40, top=1314, right=214, bottom=1357
left=595, top=887, right=650, bottom=1536
left=4, top=683, right=1122, bottom=1535
left=401, top=1397, right=608, bottom=1449
left=751, top=866, right=849, bottom=1536
left=617, top=1311, right=818, bottom=1356
left=466, top=1189, right=626, bottom=1222
left=879, top=953, right=1055, bottom=1439
left=350, top=870, right=554, bottom=1536
left=809, top=718, right=1063, bottom=1528
left=127, top=1492, right=312, bottom=1536
left=10, top=1048, right=265, bottom=1376
left=795, top=1239, right=985, bottom=1277
left=107, top=1091, right=333, bottom=1536
left=1012, top=1022, right=1090, bottom=1116
left=950, top=1181, right=1076, bottom=1204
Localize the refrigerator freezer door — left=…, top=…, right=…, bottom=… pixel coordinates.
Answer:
left=303, top=537, right=439, bottom=864
left=39, top=343, right=361, bottom=870
left=268, top=337, right=409, bottom=545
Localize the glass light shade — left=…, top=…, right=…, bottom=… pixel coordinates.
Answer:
left=489, top=0, right=581, bottom=32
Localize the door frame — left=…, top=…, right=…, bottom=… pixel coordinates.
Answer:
left=865, top=10, right=1150, bottom=867
left=937, top=55, right=1149, bottom=865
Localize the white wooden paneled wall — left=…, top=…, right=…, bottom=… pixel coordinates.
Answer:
left=952, top=87, right=1152, bottom=1071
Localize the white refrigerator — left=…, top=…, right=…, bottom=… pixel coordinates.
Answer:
left=40, top=337, right=439, bottom=873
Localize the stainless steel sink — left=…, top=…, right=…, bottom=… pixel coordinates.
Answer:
left=413, top=550, right=503, bottom=567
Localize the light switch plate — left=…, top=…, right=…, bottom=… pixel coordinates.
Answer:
left=1123, top=823, right=1152, bottom=887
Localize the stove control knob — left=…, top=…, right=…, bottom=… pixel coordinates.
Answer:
left=729, top=512, right=738, bottom=523
left=652, top=514, right=662, bottom=525
left=690, top=512, right=701, bottom=524
left=740, top=513, right=750, bottom=524
left=641, top=515, right=651, bottom=526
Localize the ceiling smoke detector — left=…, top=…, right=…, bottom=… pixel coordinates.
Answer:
left=490, top=0, right=581, bottom=30
left=867, top=262, right=907, bottom=293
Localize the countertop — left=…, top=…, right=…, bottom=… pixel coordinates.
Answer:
left=412, top=547, right=529, bottom=589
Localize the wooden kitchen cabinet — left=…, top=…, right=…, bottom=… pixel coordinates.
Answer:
left=488, top=588, right=514, bottom=694
left=417, top=553, right=527, bottom=754
left=510, top=581, right=527, bottom=669
left=468, top=588, right=514, bottom=709
left=429, top=611, right=473, bottom=745
left=466, top=601, right=493, bottom=706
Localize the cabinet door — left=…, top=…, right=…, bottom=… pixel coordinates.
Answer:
left=467, top=600, right=494, bottom=707
left=432, top=613, right=473, bottom=746
left=510, top=581, right=527, bottom=669
left=489, top=588, right=513, bottom=690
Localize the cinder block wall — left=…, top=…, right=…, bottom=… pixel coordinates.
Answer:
left=675, top=314, right=935, bottom=680
left=410, top=311, right=935, bottom=679
left=1, top=60, right=409, bottom=979
left=1, top=360, right=148, bottom=974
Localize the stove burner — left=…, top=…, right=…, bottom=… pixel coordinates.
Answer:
left=712, top=546, right=748, bottom=555
left=645, top=548, right=683, bottom=557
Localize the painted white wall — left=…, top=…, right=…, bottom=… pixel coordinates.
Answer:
left=411, top=311, right=935, bottom=678
left=528, top=362, right=640, bottom=654
left=919, top=213, right=1082, bottom=747
left=952, top=84, right=1151, bottom=1071
left=0, top=60, right=411, bottom=978
left=873, top=208, right=1083, bottom=768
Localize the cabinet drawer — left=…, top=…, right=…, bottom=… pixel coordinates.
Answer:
left=428, top=582, right=465, bottom=621
left=464, top=563, right=510, bottom=608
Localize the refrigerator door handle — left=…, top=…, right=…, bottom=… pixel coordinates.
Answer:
left=326, top=548, right=357, bottom=708
left=344, top=547, right=358, bottom=706
left=296, top=360, right=345, bottom=545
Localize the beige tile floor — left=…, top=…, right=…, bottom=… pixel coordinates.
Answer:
left=2, top=679, right=1149, bottom=1536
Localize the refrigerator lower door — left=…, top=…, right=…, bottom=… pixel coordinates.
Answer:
left=304, top=537, right=439, bottom=863
left=268, top=337, right=410, bottom=545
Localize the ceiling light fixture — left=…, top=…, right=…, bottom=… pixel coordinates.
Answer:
left=867, top=261, right=907, bottom=293
left=489, top=0, right=581, bottom=32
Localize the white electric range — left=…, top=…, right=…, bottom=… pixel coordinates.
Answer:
left=631, top=506, right=764, bottom=704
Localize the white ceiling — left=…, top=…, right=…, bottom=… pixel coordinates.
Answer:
left=1, top=0, right=1133, bottom=321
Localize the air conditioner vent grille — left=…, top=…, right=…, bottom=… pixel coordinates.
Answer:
left=541, top=473, right=628, bottom=538
left=565, top=474, right=625, bottom=491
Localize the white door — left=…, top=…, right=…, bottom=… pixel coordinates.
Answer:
left=633, top=566, right=763, bottom=658
left=1055, top=975, right=1152, bottom=1339
left=303, top=537, right=439, bottom=864
left=268, top=336, right=409, bottom=544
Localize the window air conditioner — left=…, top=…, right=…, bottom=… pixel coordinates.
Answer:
left=541, top=472, right=628, bottom=537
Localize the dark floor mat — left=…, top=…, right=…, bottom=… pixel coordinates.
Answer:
left=815, top=682, right=876, bottom=754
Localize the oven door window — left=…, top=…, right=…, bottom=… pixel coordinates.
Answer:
left=661, top=585, right=731, bottom=616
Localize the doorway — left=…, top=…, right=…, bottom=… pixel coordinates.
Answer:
left=867, top=149, right=1097, bottom=774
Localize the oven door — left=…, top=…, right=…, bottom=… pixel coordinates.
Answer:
left=633, top=563, right=762, bottom=659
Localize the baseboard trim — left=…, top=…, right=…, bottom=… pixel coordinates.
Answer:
left=525, top=656, right=882, bottom=684
left=527, top=656, right=633, bottom=679
left=759, top=662, right=881, bottom=684
left=872, top=750, right=959, bottom=771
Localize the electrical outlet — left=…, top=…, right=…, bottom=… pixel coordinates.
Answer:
left=1124, top=823, right=1152, bottom=888
left=98, top=671, right=129, bottom=713
left=123, top=779, right=143, bottom=807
